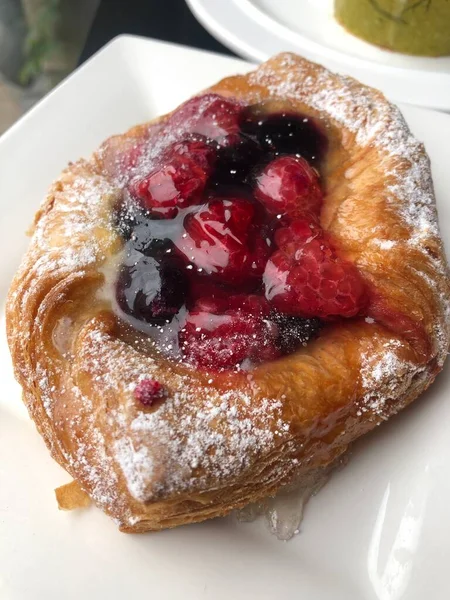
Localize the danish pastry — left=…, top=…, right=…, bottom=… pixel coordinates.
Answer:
left=7, top=53, right=450, bottom=532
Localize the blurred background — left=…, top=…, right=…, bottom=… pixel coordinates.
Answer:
left=0, top=0, right=100, bottom=133
left=0, top=0, right=234, bottom=135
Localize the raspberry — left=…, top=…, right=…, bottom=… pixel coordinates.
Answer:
left=101, top=136, right=148, bottom=179
left=274, top=217, right=318, bottom=253
left=254, top=156, right=322, bottom=217
left=264, top=218, right=367, bottom=318
left=179, top=302, right=279, bottom=370
left=169, top=137, right=216, bottom=171
left=129, top=139, right=215, bottom=218
left=188, top=280, right=228, bottom=305
left=195, top=293, right=271, bottom=316
left=170, top=94, right=242, bottom=144
left=134, top=379, right=166, bottom=407
left=198, top=98, right=241, bottom=142
left=175, top=198, right=271, bottom=284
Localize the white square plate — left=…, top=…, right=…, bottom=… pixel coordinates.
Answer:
left=1, top=36, right=450, bottom=600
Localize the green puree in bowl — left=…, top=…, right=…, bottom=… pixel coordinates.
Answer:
left=335, top=0, right=450, bottom=56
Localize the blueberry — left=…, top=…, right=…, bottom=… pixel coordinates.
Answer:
left=113, top=200, right=150, bottom=241
left=116, top=251, right=188, bottom=325
left=209, top=135, right=263, bottom=186
left=240, top=109, right=327, bottom=164
left=130, top=219, right=180, bottom=257
left=270, top=312, right=321, bottom=353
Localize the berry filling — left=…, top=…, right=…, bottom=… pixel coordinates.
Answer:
left=113, top=95, right=369, bottom=371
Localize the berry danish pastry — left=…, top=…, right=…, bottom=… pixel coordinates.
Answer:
left=6, top=53, right=450, bottom=532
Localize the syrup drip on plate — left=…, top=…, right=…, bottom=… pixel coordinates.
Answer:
left=235, top=454, right=348, bottom=541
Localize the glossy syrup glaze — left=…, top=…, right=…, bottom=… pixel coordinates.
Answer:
left=112, top=94, right=368, bottom=372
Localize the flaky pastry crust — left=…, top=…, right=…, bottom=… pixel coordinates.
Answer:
left=6, top=54, right=450, bottom=532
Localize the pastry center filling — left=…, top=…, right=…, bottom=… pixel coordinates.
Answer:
left=113, top=94, right=368, bottom=371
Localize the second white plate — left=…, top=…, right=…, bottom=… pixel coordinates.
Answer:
left=186, top=0, right=450, bottom=111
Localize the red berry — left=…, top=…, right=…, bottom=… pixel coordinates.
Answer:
left=169, top=137, right=216, bottom=171
left=193, top=296, right=227, bottom=314
left=100, top=121, right=170, bottom=180
left=170, top=94, right=241, bottom=144
left=119, top=141, right=147, bottom=171
left=195, top=293, right=271, bottom=316
left=224, top=294, right=272, bottom=316
left=198, top=98, right=241, bottom=143
left=254, top=156, right=322, bottom=217
left=134, top=379, right=166, bottom=406
left=188, top=280, right=228, bottom=304
left=129, top=139, right=215, bottom=218
left=101, top=136, right=148, bottom=180
left=179, top=303, right=279, bottom=370
left=274, top=217, right=319, bottom=253
left=176, top=198, right=271, bottom=284
left=264, top=218, right=367, bottom=318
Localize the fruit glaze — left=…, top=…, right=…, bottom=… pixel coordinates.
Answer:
left=111, top=93, right=369, bottom=384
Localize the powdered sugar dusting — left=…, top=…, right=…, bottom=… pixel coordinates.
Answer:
left=32, top=171, right=117, bottom=274
left=128, top=390, right=287, bottom=499
left=81, top=324, right=290, bottom=503
left=71, top=426, right=121, bottom=510
left=114, top=439, right=153, bottom=501
left=373, top=239, right=396, bottom=250
left=360, top=339, right=425, bottom=418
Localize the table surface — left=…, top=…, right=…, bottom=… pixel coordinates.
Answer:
left=80, top=0, right=236, bottom=63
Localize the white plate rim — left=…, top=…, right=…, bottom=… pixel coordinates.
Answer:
left=186, top=0, right=450, bottom=111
